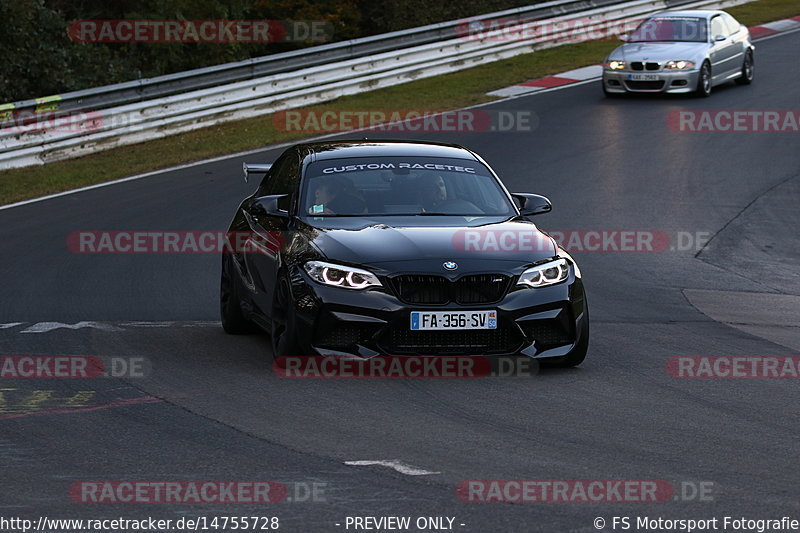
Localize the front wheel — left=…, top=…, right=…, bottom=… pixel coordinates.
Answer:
left=736, top=50, right=754, bottom=85
left=271, top=274, right=302, bottom=358
left=695, top=61, right=712, bottom=97
left=220, top=254, right=256, bottom=334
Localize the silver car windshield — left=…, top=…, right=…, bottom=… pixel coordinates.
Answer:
left=628, top=16, right=708, bottom=43
left=302, top=157, right=516, bottom=217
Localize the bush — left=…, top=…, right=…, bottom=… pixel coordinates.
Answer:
left=2, top=0, right=540, bottom=103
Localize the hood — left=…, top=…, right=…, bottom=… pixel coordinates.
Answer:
left=303, top=217, right=557, bottom=271
left=612, top=41, right=707, bottom=62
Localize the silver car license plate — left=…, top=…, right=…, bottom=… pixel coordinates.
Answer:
left=628, top=74, right=660, bottom=81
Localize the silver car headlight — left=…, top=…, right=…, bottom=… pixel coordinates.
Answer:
left=664, top=60, right=695, bottom=70
left=304, top=261, right=382, bottom=290
left=605, top=60, right=626, bottom=70
left=517, top=258, right=570, bottom=288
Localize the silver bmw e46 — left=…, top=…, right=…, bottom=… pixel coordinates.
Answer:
left=602, top=10, right=754, bottom=97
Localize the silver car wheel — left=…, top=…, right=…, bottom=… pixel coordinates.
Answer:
left=697, top=62, right=712, bottom=97
left=737, top=50, right=754, bottom=85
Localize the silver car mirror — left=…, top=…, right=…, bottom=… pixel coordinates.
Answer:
left=242, top=162, right=272, bottom=183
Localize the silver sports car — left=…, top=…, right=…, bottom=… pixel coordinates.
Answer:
left=602, top=10, right=754, bottom=97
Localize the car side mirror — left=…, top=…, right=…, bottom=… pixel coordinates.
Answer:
left=242, top=162, right=272, bottom=183
left=512, top=193, right=552, bottom=216
left=714, top=34, right=726, bottom=41
left=251, top=194, right=289, bottom=218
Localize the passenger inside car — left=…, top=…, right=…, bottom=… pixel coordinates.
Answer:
left=417, top=174, right=449, bottom=211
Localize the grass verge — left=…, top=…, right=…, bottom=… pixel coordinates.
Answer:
left=0, top=0, right=796, bottom=206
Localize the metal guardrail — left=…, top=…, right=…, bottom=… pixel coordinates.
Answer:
left=2, top=0, right=626, bottom=115
left=0, top=0, right=754, bottom=169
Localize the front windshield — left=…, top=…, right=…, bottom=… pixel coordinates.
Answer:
left=628, top=16, right=708, bottom=43
left=301, top=156, right=516, bottom=217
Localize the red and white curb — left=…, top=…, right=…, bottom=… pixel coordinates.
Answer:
left=488, top=65, right=602, bottom=97
left=487, top=17, right=800, bottom=98
left=748, top=15, right=800, bottom=39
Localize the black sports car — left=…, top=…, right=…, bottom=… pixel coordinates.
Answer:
left=221, top=140, right=589, bottom=367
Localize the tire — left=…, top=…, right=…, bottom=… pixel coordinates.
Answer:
left=736, top=50, right=754, bottom=85
left=695, top=61, right=712, bottom=97
left=540, top=310, right=589, bottom=368
left=271, top=274, right=302, bottom=358
left=220, top=254, right=256, bottom=334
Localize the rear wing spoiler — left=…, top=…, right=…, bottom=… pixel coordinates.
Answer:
left=242, top=163, right=272, bottom=183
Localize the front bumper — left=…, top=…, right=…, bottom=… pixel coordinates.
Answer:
left=603, top=68, right=701, bottom=94
left=288, top=264, right=588, bottom=360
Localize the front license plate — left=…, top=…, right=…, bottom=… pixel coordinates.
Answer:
left=628, top=74, right=660, bottom=81
left=410, top=310, right=497, bottom=330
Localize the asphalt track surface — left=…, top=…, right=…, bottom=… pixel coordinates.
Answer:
left=1, top=30, right=799, bottom=532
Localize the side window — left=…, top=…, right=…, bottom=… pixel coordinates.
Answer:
left=722, top=14, right=741, bottom=35
left=258, top=154, right=287, bottom=196
left=710, top=16, right=727, bottom=39
left=280, top=155, right=300, bottom=212
left=258, top=152, right=299, bottom=213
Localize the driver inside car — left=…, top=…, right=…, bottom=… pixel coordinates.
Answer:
left=311, top=176, right=367, bottom=215
left=416, top=173, right=481, bottom=214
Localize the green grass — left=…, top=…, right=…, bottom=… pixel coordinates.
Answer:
left=1, top=0, right=796, bottom=206
left=727, top=0, right=800, bottom=25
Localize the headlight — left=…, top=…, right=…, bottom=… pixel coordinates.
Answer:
left=605, top=60, right=626, bottom=70
left=304, top=261, right=382, bottom=290
left=664, top=60, right=695, bottom=70
left=517, top=258, right=570, bottom=288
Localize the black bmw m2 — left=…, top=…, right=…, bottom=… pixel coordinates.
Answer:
left=221, top=140, right=589, bottom=366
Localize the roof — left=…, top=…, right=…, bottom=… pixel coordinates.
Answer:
left=649, top=10, right=726, bottom=19
left=294, top=139, right=478, bottom=162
